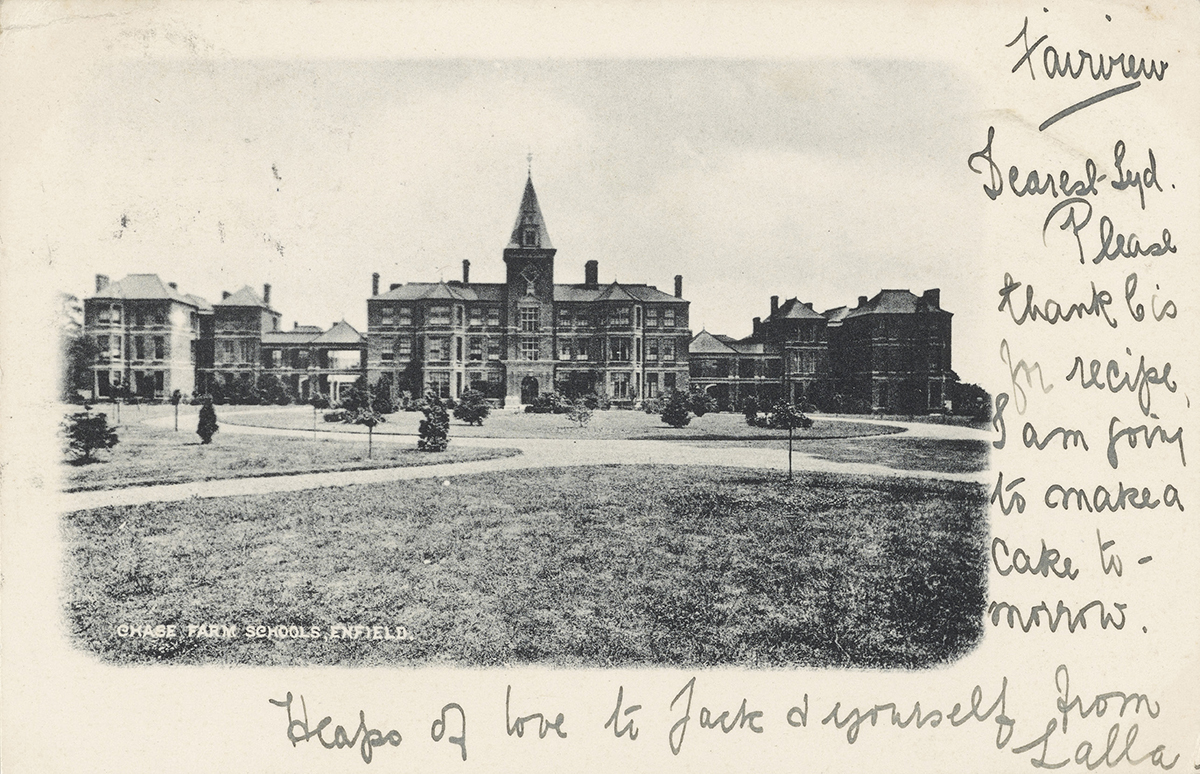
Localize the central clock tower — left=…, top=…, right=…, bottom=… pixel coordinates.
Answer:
left=503, top=175, right=557, bottom=404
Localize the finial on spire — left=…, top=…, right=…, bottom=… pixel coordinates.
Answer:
left=527, top=152, right=533, bottom=176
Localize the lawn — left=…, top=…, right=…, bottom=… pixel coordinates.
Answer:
left=60, top=407, right=519, bottom=491
left=688, top=436, right=991, bottom=474
left=221, top=404, right=901, bottom=442
left=63, top=465, right=988, bottom=668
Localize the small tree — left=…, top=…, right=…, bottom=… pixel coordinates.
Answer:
left=742, top=396, right=759, bottom=424
left=688, top=391, right=717, bottom=417
left=661, top=390, right=692, bottom=428
left=767, top=401, right=814, bottom=430
left=170, top=389, right=182, bottom=431
left=354, top=408, right=382, bottom=458
left=63, top=409, right=119, bottom=462
left=197, top=400, right=219, bottom=444
left=567, top=398, right=593, bottom=428
left=454, top=389, right=490, bottom=426
left=418, top=396, right=450, bottom=452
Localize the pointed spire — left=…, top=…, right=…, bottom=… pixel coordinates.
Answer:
left=507, top=175, right=553, bottom=250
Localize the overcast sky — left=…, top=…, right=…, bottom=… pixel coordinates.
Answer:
left=45, top=57, right=988, bottom=380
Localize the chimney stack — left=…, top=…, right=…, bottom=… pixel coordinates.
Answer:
left=263, top=283, right=272, bottom=306
left=95, top=274, right=109, bottom=293
left=372, top=272, right=380, bottom=296
left=389, top=283, right=401, bottom=291
left=922, top=288, right=941, bottom=308
left=294, top=321, right=299, bottom=330
left=168, top=282, right=177, bottom=291
left=674, top=274, right=683, bottom=299
left=770, top=296, right=779, bottom=315
left=857, top=295, right=868, bottom=308
left=584, top=260, right=598, bottom=287
left=753, top=316, right=761, bottom=336
left=222, top=291, right=231, bottom=300
left=462, top=260, right=470, bottom=285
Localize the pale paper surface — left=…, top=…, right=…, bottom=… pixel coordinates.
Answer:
left=1, top=1, right=1198, bottom=771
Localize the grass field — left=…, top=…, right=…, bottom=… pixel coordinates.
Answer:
left=687, top=436, right=991, bottom=474
left=63, top=465, right=988, bottom=668
left=221, top=404, right=901, bottom=442
left=60, top=408, right=519, bottom=491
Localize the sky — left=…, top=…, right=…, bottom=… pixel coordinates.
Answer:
left=43, top=57, right=988, bottom=380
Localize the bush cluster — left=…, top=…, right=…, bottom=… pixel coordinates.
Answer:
left=453, top=390, right=490, bottom=426
left=660, top=390, right=692, bottom=428
left=418, top=397, right=450, bottom=452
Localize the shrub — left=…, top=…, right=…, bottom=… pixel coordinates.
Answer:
left=371, top=380, right=396, bottom=415
left=525, top=392, right=571, bottom=414
left=642, top=396, right=665, bottom=415
left=742, top=396, right=759, bottom=423
left=567, top=399, right=593, bottom=428
left=339, top=377, right=371, bottom=413
left=310, top=394, right=331, bottom=410
left=418, top=400, right=450, bottom=452
left=323, top=409, right=349, bottom=423
left=661, top=390, right=692, bottom=428
left=197, top=401, right=219, bottom=444
left=747, top=401, right=814, bottom=430
left=454, top=389, right=490, bottom=426
left=63, top=409, right=119, bottom=462
left=688, top=391, right=718, bottom=417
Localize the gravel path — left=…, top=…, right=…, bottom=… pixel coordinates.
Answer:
left=57, top=413, right=991, bottom=512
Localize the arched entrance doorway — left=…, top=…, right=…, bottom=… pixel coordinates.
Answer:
left=521, top=376, right=539, bottom=404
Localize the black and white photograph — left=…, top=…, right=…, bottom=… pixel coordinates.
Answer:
left=2, top=2, right=1197, bottom=772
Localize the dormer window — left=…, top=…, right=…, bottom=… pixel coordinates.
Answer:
left=522, top=226, right=538, bottom=247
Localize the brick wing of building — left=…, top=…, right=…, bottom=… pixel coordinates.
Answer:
left=689, top=289, right=952, bottom=414
left=367, top=175, right=692, bottom=406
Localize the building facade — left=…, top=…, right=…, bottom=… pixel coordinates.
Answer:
left=690, top=289, right=952, bottom=414
left=366, top=176, right=691, bottom=406
left=85, top=276, right=366, bottom=403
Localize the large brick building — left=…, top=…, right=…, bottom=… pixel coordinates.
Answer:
left=366, top=176, right=692, bottom=406
left=689, top=289, right=952, bottom=414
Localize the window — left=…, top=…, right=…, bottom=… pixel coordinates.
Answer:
left=220, top=340, right=235, bottom=363
left=558, top=339, right=572, bottom=360
left=455, top=337, right=463, bottom=361
left=610, top=338, right=631, bottom=361
left=469, top=307, right=482, bottom=326
left=427, top=337, right=444, bottom=361
left=97, top=335, right=109, bottom=356
left=520, top=338, right=539, bottom=361
left=646, top=373, right=659, bottom=397
left=558, top=307, right=571, bottom=326
left=154, top=371, right=164, bottom=394
left=647, top=339, right=659, bottom=361
left=664, top=373, right=676, bottom=391
left=135, top=336, right=146, bottom=360
left=636, top=339, right=642, bottom=362
left=113, top=336, right=122, bottom=356
left=112, top=305, right=122, bottom=324
left=519, top=307, right=539, bottom=332
left=427, top=371, right=451, bottom=398
left=456, top=306, right=464, bottom=326
left=488, top=337, right=501, bottom=360
left=381, top=352, right=395, bottom=363
left=610, top=307, right=630, bottom=326
left=153, top=310, right=165, bottom=326
left=240, top=340, right=255, bottom=363
left=98, top=306, right=111, bottom=323
left=801, top=351, right=816, bottom=374
left=397, top=337, right=412, bottom=358
left=577, top=338, right=589, bottom=361
left=647, top=308, right=658, bottom=327
left=663, top=308, right=675, bottom=327
left=381, top=305, right=395, bottom=325
left=662, top=339, right=675, bottom=361
left=635, top=306, right=642, bottom=327
left=154, top=336, right=165, bottom=360
left=429, top=306, right=451, bottom=326
left=486, top=307, right=500, bottom=327
left=398, top=306, right=412, bottom=326
left=612, top=372, right=630, bottom=399
left=469, top=338, right=483, bottom=361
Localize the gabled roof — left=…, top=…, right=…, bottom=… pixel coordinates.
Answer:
left=844, top=289, right=949, bottom=318
left=768, top=297, right=825, bottom=322
left=554, top=283, right=687, bottom=304
left=822, top=305, right=850, bottom=324
left=90, top=274, right=204, bottom=308
left=261, top=330, right=319, bottom=345
left=373, top=282, right=505, bottom=302
left=216, top=285, right=273, bottom=310
left=312, top=320, right=365, bottom=345
left=506, top=176, right=553, bottom=250
left=689, top=330, right=739, bottom=354
left=183, top=293, right=213, bottom=313
left=593, top=281, right=638, bottom=303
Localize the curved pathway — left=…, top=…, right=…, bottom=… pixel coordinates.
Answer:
left=58, top=413, right=992, bottom=512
